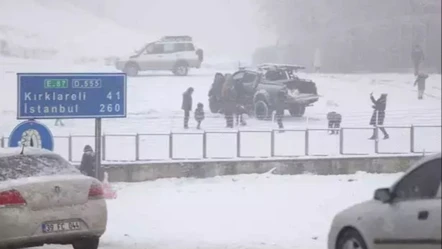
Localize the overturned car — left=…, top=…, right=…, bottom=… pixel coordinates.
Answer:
left=208, top=63, right=320, bottom=119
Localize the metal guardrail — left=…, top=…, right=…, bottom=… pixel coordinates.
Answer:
left=0, top=125, right=440, bottom=162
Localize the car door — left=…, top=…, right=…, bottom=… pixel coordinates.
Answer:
left=158, top=43, right=178, bottom=70
left=373, top=158, right=441, bottom=249
left=137, top=43, right=164, bottom=70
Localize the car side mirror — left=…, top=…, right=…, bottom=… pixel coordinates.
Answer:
left=374, top=188, right=393, bottom=203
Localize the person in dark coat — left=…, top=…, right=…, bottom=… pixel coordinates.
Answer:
left=181, top=87, right=194, bottom=129
left=79, top=145, right=96, bottom=178
left=414, top=73, right=429, bottom=100
left=411, top=44, right=425, bottom=76
left=194, top=102, right=205, bottom=129
left=222, top=74, right=237, bottom=128
left=327, top=111, right=342, bottom=135
left=275, top=89, right=286, bottom=130
left=369, top=93, right=389, bottom=140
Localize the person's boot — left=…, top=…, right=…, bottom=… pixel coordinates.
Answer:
left=383, top=134, right=389, bottom=139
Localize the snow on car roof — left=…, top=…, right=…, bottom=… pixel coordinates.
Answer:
left=0, top=147, right=56, bottom=158
left=258, top=63, right=306, bottom=71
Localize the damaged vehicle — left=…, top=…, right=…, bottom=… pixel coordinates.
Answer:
left=208, top=63, right=320, bottom=119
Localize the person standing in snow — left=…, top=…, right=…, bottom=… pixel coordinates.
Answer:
left=414, top=73, right=429, bottom=100
left=369, top=93, right=389, bottom=140
left=222, top=74, right=237, bottom=128
left=79, top=145, right=96, bottom=179
left=411, top=44, right=425, bottom=76
left=275, top=89, right=287, bottom=130
left=327, top=111, right=342, bottom=135
left=194, top=102, right=205, bottom=129
left=181, top=87, right=194, bottom=129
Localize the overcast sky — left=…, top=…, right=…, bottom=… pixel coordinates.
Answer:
left=65, top=0, right=276, bottom=60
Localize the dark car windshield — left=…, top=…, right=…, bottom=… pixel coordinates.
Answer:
left=0, top=154, right=80, bottom=181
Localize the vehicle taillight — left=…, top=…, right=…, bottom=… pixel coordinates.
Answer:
left=88, top=183, right=104, bottom=199
left=0, top=189, right=27, bottom=207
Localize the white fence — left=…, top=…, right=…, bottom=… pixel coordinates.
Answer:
left=1, top=125, right=440, bottom=162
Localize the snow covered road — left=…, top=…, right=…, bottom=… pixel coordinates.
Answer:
left=40, top=172, right=401, bottom=249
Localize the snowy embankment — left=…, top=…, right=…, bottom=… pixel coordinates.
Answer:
left=43, top=172, right=401, bottom=249
left=0, top=0, right=149, bottom=62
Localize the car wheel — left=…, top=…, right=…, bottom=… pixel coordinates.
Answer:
left=336, top=229, right=368, bottom=249
left=254, top=100, right=270, bottom=120
left=124, top=64, right=139, bottom=77
left=173, top=62, right=189, bottom=76
left=289, top=105, right=306, bottom=117
left=72, top=237, right=99, bottom=249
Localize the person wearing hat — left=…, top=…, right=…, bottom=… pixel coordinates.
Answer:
left=79, top=145, right=96, bottom=178
left=369, top=92, right=389, bottom=140
left=181, top=87, right=194, bottom=129
left=194, top=102, right=205, bottom=129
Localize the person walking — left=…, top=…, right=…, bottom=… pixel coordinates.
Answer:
left=369, top=93, right=389, bottom=140
left=181, top=87, right=194, bottom=129
left=79, top=145, right=96, bottom=178
left=411, top=44, right=425, bottom=76
left=414, top=73, right=429, bottom=100
left=275, top=89, right=287, bottom=131
left=194, top=102, right=205, bottom=129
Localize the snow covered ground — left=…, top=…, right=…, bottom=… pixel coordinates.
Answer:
left=38, top=172, right=401, bottom=249
left=0, top=61, right=440, bottom=160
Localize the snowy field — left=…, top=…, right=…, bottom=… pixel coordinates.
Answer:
left=35, top=172, right=401, bottom=249
left=0, top=61, right=440, bottom=161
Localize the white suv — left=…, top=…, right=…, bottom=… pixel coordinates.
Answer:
left=115, top=36, right=203, bottom=76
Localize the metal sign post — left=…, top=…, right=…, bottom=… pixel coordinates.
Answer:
left=17, top=73, right=127, bottom=180
left=95, top=118, right=102, bottom=179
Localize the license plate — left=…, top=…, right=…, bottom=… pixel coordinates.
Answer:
left=42, top=221, right=81, bottom=233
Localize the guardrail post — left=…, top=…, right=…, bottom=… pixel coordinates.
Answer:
left=339, top=128, right=344, bottom=154
left=236, top=131, right=241, bottom=158
left=135, top=134, right=140, bottom=161
left=102, top=134, right=106, bottom=161
left=169, top=132, right=173, bottom=159
left=270, top=130, right=275, bottom=157
left=410, top=125, right=415, bottom=153
left=305, top=129, right=309, bottom=156
left=68, top=135, right=73, bottom=162
left=202, top=132, right=207, bottom=158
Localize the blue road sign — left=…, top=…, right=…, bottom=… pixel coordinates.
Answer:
left=17, top=73, right=127, bottom=119
left=8, top=120, right=54, bottom=151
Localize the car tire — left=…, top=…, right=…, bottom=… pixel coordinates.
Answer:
left=336, top=229, right=368, bottom=249
left=124, top=63, right=139, bottom=77
left=289, top=105, right=306, bottom=117
left=173, top=62, right=189, bottom=76
left=72, top=237, right=99, bottom=249
left=254, top=100, right=270, bottom=120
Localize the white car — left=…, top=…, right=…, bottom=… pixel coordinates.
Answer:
left=0, top=147, right=107, bottom=249
left=115, top=35, right=204, bottom=76
left=328, top=153, right=441, bottom=249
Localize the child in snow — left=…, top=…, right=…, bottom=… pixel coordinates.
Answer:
left=194, top=102, right=205, bottom=129
left=327, top=111, right=342, bottom=135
